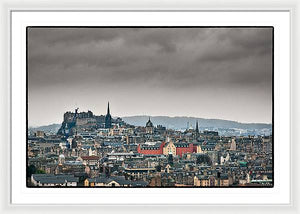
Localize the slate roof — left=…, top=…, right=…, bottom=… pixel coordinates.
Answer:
left=174, top=143, right=190, bottom=148
left=131, top=180, right=148, bottom=187
left=32, top=174, right=79, bottom=184
left=81, top=156, right=100, bottom=160
left=88, top=176, right=132, bottom=185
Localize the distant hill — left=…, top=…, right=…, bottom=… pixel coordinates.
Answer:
left=29, top=123, right=61, bottom=133
left=121, top=115, right=271, bottom=130
left=29, top=116, right=271, bottom=133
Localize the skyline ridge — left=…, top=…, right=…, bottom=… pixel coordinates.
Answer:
left=28, top=113, right=272, bottom=128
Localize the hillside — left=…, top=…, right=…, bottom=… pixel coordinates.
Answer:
left=29, top=115, right=271, bottom=134
left=122, top=115, right=271, bottom=130
left=29, top=123, right=61, bottom=133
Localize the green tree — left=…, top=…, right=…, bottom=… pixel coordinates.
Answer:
left=36, top=169, right=46, bottom=174
left=156, top=165, right=162, bottom=172
left=27, top=165, right=36, bottom=177
left=168, top=154, right=173, bottom=166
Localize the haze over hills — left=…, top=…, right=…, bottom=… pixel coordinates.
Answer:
left=29, top=123, right=61, bottom=133
left=29, top=115, right=271, bottom=134
left=121, top=116, right=271, bottom=130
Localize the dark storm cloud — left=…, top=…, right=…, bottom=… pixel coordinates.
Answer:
left=198, top=28, right=272, bottom=62
left=28, top=27, right=272, bottom=126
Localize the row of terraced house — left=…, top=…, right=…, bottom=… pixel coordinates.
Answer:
left=137, top=140, right=215, bottom=157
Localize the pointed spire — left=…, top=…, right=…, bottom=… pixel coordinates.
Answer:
left=196, top=120, right=199, bottom=133
left=105, top=102, right=112, bottom=128
left=107, top=102, right=110, bottom=115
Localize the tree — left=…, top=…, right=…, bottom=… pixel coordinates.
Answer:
left=27, top=165, right=36, bottom=177
left=155, top=165, right=162, bottom=172
left=196, top=154, right=212, bottom=166
left=36, top=169, right=46, bottom=174
left=168, top=154, right=173, bottom=166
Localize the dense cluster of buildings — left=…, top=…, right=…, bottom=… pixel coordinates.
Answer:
left=27, top=103, right=273, bottom=187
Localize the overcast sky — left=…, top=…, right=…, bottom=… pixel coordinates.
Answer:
left=28, top=27, right=273, bottom=127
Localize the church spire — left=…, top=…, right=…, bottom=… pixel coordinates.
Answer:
left=107, top=102, right=110, bottom=115
left=196, top=120, right=199, bottom=133
left=105, top=102, right=112, bottom=129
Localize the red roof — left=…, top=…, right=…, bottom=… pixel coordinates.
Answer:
left=81, top=156, right=100, bottom=160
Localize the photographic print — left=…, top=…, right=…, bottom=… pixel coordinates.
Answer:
left=27, top=27, right=273, bottom=188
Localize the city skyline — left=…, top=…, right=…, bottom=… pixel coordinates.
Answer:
left=28, top=111, right=273, bottom=129
left=27, top=102, right=272, bottom=128
left=28, top=99, right=273, bottom=188
left=28, top=27, right=273, bottom=127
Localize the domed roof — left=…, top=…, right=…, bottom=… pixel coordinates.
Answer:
left=146, top=117, right=153, bottom=127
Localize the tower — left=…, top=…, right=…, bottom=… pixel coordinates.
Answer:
left=195, top=121, right=199, bottom=136
left=146, top=117, right=154, bottom=134
left=105, top=102, right=112, bottom=129
left=230, top=138, right=236, bottom=151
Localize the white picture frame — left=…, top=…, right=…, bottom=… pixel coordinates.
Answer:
left=0, top=0, right=299, bottom=213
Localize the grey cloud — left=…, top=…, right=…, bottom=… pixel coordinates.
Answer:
left=198, top=28, right=272, bottom=63
left=28, top=27, right=273, bottom=126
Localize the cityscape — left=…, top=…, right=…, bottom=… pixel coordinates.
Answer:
left=27, top=102, right=273, bottom=187
left=27, top=27, right=273, bottom=187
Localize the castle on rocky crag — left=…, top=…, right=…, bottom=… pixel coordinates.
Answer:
left=57, top=102, right=126, bottom=137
